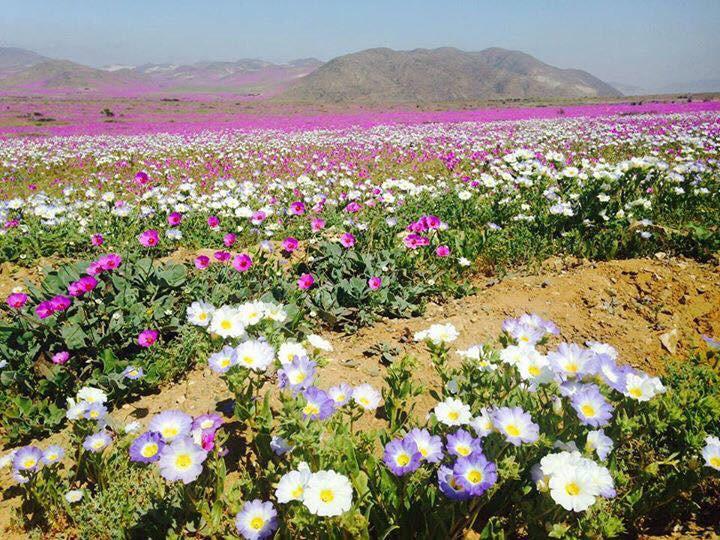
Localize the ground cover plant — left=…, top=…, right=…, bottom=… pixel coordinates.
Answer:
left=0, top=108, right=719, bottom=537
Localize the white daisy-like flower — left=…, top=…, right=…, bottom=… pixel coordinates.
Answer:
left=433, top=397, right=472, bottom=426
left=278, top=341, right=308, bottom=366
left=303, top=470, right=353, bottom=517
left=209, top=306, right=246, bottom=339
left=352, top=383, right=382, bottom=410
left=186, top=301, right=215, bottom=327
left=235, top=339, right=276, bottom=372
left=306, top=334, right=333, bottom=352
left=77, top=386, right=107, bottom=404
left=276, top=464, right=312, bottom=503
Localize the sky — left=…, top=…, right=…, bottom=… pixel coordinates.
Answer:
left=1, top=0, right=719, bottom=90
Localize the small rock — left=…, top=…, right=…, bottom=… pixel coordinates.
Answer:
left=660, top=329, right=679, bottom=354
left=541, top=280, right=551, bottom=288
left=654, top=252, right=667, bottom=260
left=176, top=395, right=186, bottom=404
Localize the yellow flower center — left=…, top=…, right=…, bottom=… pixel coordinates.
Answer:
left=419, top=447, right=428, bottom=457
left=467, top=470, right=483, bottom=484
left=242, top=356, right=254, bottom=365
left=250, top=516, right=265, bottom=530
left=201, top=420, right=214, bottom=429
left=448, top=411, right=460, bottom=421
left=505, top=424, right=520, bottom=437
left=396, top=453, right=410, bottom=466
left=199, top=313, right=207, bottom=320
left=23, top=458, right=36, bottom=468
left=90, top=410, right=99, bottom=418
left=565, top=363, right=578, bottom=373
left=320, top=489, right=334, bottom=503
left=519, top=336, right=530, bottom=343
left=46, top=453, right=57, bottom=461
left=291, top=486, right=304, bottom=498
left=709, top=456, right=720, bottom=468
left=456, top=445, right=471, bottom=456
left=359, top=397, right=369, bottom=406
left=581, top=404, right=596, bottom=417
left=220, top=358, right=231, bottom=368
left=162, top=426, right=178, bottom=439
left=175, top=454, right=192, bottom=469
left=220, top=320, right=232, bottom=330
left=528, top=366, right=540, bottom=377
left=565, top=482, right=580, bottom=496
left=92, top=440, right=104, bottom=449
left=629, top=387, right=642, bottom=398
left=141, top=443, right=158, bottom=458
left=303, top=403, right=320, bottom=416
left=291, top=372, right=306, bottom=384
left=335, top=394, right=345, bottom=402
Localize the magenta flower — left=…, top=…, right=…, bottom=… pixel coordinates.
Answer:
left=167, top=212, right=183, bottom=226
left=214, top=250, right=231, bottom=262
left=49, top=295, right=72, bottom=312
left=91, top=233, right=104, bottom=246
left=194, top=255, right=210, bottom=269
left=251, top=210, right=267, bottom=224
left=138, top=229, right=160, bottom=247
left=35, top=302, right=54, bottom=319
left=345, top=201, right=362, bottom=213
left=282, top=237, right=299, bottom=253
left=436, top=245, right=451, bottom=257
left=51, top=351, right=70, bottom=365
left=6, top=292, right=28, bottom=309
left=368, top=276, right=382, bottom=290
left=289, top=201, right=306, bottom=215
left=298, top=273, right=315, bottom=290
left=223, top=233, right=236, bottom=247
left=340, top=232, right=356, bottom=248
left=232, top=253, right=253, bottom=272
left=134, top=171, right=149, bottom=185
left=138, top=329, right=159, bottom=348
left=311, top=218, right=326, bottom=232
left=207, top=215, right=220, bottom=228
left=98, top=253, right=122, bottom=271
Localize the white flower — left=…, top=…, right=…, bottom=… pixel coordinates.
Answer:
left=303, top=470, right=353, bottom=517
left=352, top=384, right=382, bottom=410
left=623, top=373, right=665, bottom=401
left=235, top=339, right=275, bottom=372
left=209, top=307, right=246, bottom=339
left=549, top=465, right=597, bottom=512
left=585, top=429, right=614, bottom=461
left=65, top=489, right=84, bottom=503
left=702, top=438, right=720, bottom=471
left=433, top=397, right=472, bottom=426
left=278, top=341, right=308, bottom=366
left=276, top=467, right=312, bottom=503
left=414, top=323, right=459, bottom=345
left=263, top=302, right=287, bottom=323
left=66, top=398, right=88, bottom=420
left=469, top=408, right=494, bottom=437
left=77, top=386, right=107, bottom=404
left=124, top=421, right=141, bottom=434
left=236, top=301, right=266, bottom=327
left=517, top=349, right=554, bottom=384
left=186, top=301, right=215, bottom=327
left=306, top=334, right=333, bottom=352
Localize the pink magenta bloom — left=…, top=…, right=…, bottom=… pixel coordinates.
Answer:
left=340, top=232, right=356, bottom=248
left=232, top=253, right=253, bottom=272
left=282, top=237, right=299, bottom=252
left=134, top=171, right=149, bottom=185
left=138, top=229, right=160, bottom=247
left=214, top=250, right=231, bottom=262
left=194, top=255, right=210, bottom=269
left=368, top=276, right=382, bottom=290
left=98, top=253, right=122, bottom=271
left=311, top=218, right=326, bottom=232
left=168, top=212, right=183, bottom=226
left=91, top=234, right=104, bottom=247
left=7, top=292, right=28, bottom=309
left=49, top=295, right=72, bottom=312
left=51, top=351, right=70, bottom=365
left=35, top=301, right=54, bottom=319
left=298, top=273, right=315, bottom=290
left=207, top=215, right=220, bottom=228
left=345, top=201, right=362, bottom=213
left=436, top=245, right=451, bottom=257
left=138, top=329, right=159, bottom=348
left=289, top=201, right=306, bottom=215
left=223, top=233, right=236, bottom=247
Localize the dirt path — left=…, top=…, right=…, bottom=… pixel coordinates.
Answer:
left=1, top=256, right=718, bottom=537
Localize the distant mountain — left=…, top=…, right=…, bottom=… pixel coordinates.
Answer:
left=0, top=47, right=322, bottom=96
left=608, top=81, right=651, bottom=96
left=280, top=47, right=622, bottom=103
left=658, top=79, right=720, bottom=94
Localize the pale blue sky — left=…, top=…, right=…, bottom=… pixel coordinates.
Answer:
left=1, top=0, right=719, bottom=89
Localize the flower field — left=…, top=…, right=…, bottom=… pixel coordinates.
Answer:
left=0, top=106, right=719, bottom=538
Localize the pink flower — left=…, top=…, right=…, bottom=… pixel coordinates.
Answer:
left=91, top=233, right=104, bottom=247
left=345, top=202, right=362, bottom=213
left=134, top=171, right=149, bottom=185
left=4, top=220, right=19, bottom=229
left=297, top=273, right=315, bottom=290
left=282, top=237, right=299, bottom=253
left=51, top=351, right=70, bottom=365
left=368, top=276, right=382, bottom=290
left=194, top=255, right=210, bottom=269
left=6, top=292, right=28, bottom=309
left=86, top=261, right=102, bottom=276
left=436, top=245, right=451, bottom=257
left=311, top=218, right=326, bottom=232
left=232, top=253, right=253, bottom=272
left=35, top=301, right=54, bottom=319
left=138, top=329, right=158, bottom=348
left=251, top=211, right=267, bottom=225
left=49, top=295, right=72, bottom=312
left=340, top=232, right=356, bottom=248
left=207, top=215, right=220, bottom=228
left=138, top=229, right=159, bottom=247
left=223, top=233, right=236, bottom=247
left=167, top=212, right=183, bottom=226
left=214, top=250, right=231, bottom=262
left=403, top=233, right=430, bottom=249
left=289, top=201, right=306, bottom=215
left=200, top=430, right=216, bottom=451
left=98, top=253, right=122, bottom=271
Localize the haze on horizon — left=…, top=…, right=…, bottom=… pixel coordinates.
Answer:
left=1, top=0, right=719, bottom=93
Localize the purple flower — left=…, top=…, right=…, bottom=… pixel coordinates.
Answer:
left=122, top=365, right=144, bottom=379
left=129, top=431, right=165, bottom=463
left=406, top=428, right=443, bottom=463
left=282, top=237, right=299, bottom=253
left=34, top=301, right=54, bottom=319
left=235, top=499, right=278, bottom=540
left=301, top=387, right=335, bottom=420
left=446, top=429, right=482, bottom=458
left=49, top=295, right=72, bottom=312
left=195, top=255, right=210, bottom=269
left=327, top=383, right=353, bottom=406
left=168, top=212, right=183, bottom=226
left=232, top=253, right=253, bottom=272
left=149, top=410, right=193, bottom=442
left=340, top=232, right=356, bottom=248
left=702, top=335, right=720, bottom=352
left=157, top=436, right=207, bottom=484
left=453, top=454, right=497, bottom=496
left=83, top=431, right=112, bottom=453
left=84, top=402, right=108, bottom=421
left=571, top=385, right=614, bottom=427
left=6, top=292, right=28, bottom=309
left=51, top=351, right=70, bottom=365
left=548, top=343, right=595, bottom=379
left=138, top=229, right=160, bottom=247
left=435, top=245, right=450, bottom=257
left=42, top=445, right=64, bottom=465
left=138, top=329, right=158, bottom=348
left=278, top=356, right=316, bottom=392
left=368, top=276, right=382, bottom=290
left=492, top=406, right=540, bottom=446
left=383, top=438, right=422, bottom=476
left=13, top=446, right=43, bottom=472
left=192, top=413, right=223, bottom=434
left=437, top=465, right=471, bottom=500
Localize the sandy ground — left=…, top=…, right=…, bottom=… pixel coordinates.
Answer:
left=1, top=255, right=718, bottom=537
